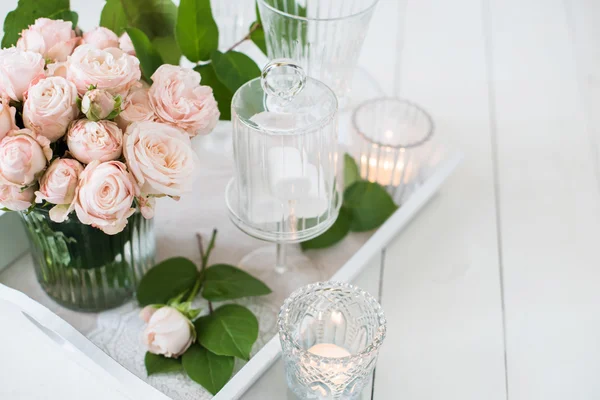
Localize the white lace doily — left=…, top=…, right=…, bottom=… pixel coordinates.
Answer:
left=87, top=297, right=279, bottom=400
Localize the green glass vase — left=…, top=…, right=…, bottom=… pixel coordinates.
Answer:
left=20, top=208, right=155, bottom=312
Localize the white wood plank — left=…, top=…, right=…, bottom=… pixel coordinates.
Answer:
left=374, top=0, right=507, bottom=398
left=487, top=0, right=600, bottom=398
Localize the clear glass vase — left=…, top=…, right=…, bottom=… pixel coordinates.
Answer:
left=19, top=209, right=155, bottom=312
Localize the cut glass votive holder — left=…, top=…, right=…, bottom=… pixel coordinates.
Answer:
left=352, top=97, right=436, bottom=204
left=278, top=282, right=386, bottom=399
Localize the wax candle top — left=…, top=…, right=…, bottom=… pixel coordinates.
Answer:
left=308, top=343, right=351, bottom=358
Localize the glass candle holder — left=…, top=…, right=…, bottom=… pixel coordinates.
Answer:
left=278, top=282, right=386, bottom=399
left=352, top=97, right=436, bottom=205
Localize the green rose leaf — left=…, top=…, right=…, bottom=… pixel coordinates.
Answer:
left=210, top=50, right=261, bottom=94
left=344, top=181, right=398, bottom=232
left=151, top=36, right=181, bottom=65
left=202, top=264, right=271, bottom=301
left=120, top=0, right=182, bottom=64
left=176, top=0, right=219, bottom=62
left=250, top=22, right=267, bottom=55
left=194, top=63, right=233, bottom=120
left=196, top=304, right=258, bottom=360
left=2, top=0, right=78, bottom=48
left=182, top=344, right=234, bottom=395
left=344, top=153, right=361, bottom=189
left=126, top=27, right=164, bottom=83
left=137, top=257, right=198, bottom=306
left=301, top=207, right=352, bottom=250
left=145, top=352, right=182, bottom=376
left=100, top=0, right=128, bottom=36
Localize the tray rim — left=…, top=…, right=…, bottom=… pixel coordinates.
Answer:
left=214, top=152, right=463, bottom=400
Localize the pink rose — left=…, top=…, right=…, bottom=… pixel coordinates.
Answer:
left=124, top=121, right=198, bottom=197
left=23, top=77, right=80, bottom=142
left=34, top=158, right=84, bottom=222
left=142, top=306, right=195, bottom=358
left=0, top=100, right=17, bottom=142
left=0, top=48, right=45, bottom=101
left=149, top=65, right=219, bottom=137
left=0, top=129, right=51, bottom=187
left=66, top=45, right=141, bottom=96
left=67, top=119, right=123, bottom=164
left=17, top=18, right=79, bottom=62
left=74, top=160, right=138, bottom=235
left=119, top=32, right=135, bottom=56
left=82, top=27, right=119, bottom=50
left=115, top=86, right=155, bottom=130
left=81, top=89, right=118, bottom=121
left=0, top=184, right=35, bottom=211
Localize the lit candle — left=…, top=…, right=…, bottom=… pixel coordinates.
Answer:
left=308, top=343, right=351, bottom=358
left=360, top=147, right=415, bottom=187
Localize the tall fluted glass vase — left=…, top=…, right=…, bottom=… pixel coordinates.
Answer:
left=20, top=209, right=155, bottom=312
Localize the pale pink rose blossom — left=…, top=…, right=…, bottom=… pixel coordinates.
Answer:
left=34, top=158, right=84, bottom=222
left=149, top=65, right=219, bottom=137
left=139, top=305, right=158, bottom=323
left=118, top=32, right=136, bottom=56
left=66, top=45, right=141, bottom=96
left=137, top=195, right=155, bottom=219
left=17, top=18, right=79, bottom=62
left=81, top=89, right=118, bottom=121
left=67, top=119, right=123, bottom=164
left=0, top=100, right=17, bottom=142
left=0, top=129, right=51, bottom=187
left=0, top=184, right=35, bottom=211
left=23, top=77, right=80, bottom=142
left=82, top=27, right=120, bottom=50
left=115, top=87, right=155, bottom=130
left=142, top=306, right=195, bottom=358
left=0, top=48, right=45, bottom=101
left=124, top=121, right=199, bottom=197
left=74, top=160, right=138, bottom=235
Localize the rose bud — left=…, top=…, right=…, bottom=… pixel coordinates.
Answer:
left=35, top=158, right=84, bottom=222
left=67, top=119, right=123, bottom=164
left=142, top=306, right=195, bottom=358
left=81, top=89, right=120, bottom=121
left=23, top=76, right=80, bottom=142
left=0, top=184, right=35, bottom=212
left=0, top=129, right=51, bottom=187
left=74, top=160, right=138, bottom=235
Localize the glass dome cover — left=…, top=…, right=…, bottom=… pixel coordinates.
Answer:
left=232, top=59, right=338, bottom=134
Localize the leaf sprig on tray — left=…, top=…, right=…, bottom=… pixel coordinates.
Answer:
left=137, top=229, right=271, bottom=394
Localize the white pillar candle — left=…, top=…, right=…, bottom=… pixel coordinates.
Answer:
left=267, top=146, right=311, bottom=200
left=293, top=164, right=329, bottom=218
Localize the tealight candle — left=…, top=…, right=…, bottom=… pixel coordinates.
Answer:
left=308, top=343, right=351, bottom=358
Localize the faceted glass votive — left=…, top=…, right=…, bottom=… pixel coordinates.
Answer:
left=278, top=282, right=386, bottom=399
left=352, top=97, right=437, bottom=205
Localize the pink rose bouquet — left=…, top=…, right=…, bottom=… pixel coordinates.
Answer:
left=0, top=18, right=218, bottom=235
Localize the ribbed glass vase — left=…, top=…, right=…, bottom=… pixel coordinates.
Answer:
left=20, top=208, right=155, bottom=312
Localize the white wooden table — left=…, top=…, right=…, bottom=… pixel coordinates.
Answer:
left=246, top=0, right=600, bottom=398
left=2, top=0, right=600, bottom=398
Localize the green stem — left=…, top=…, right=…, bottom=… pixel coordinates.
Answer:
left=186, top=274, right=202, bottom=302
left=201, top=229, right=218, bottom=271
